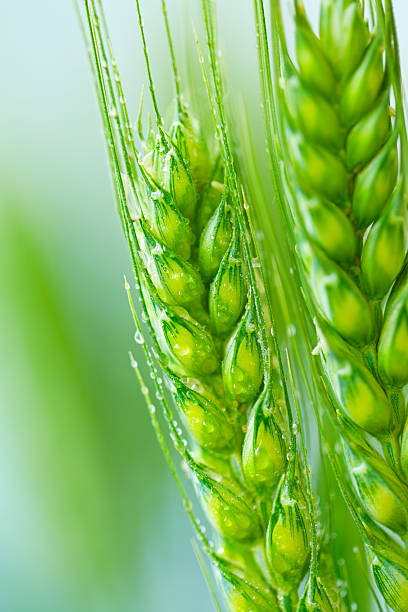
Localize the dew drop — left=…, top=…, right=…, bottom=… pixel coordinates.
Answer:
left=108, top=106, right=118, bottom=118
left=311, top=343, right=321, bottom=356
left=134, top=330, right=144, bottom=345
left=151, top=243, right=163, bottom=255
left=287, top=324, right=296, bottom=337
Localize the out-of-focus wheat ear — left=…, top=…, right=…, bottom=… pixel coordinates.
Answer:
left=258, top=0, right=408, bottom=608
left=378, top=263, right=408, bottom=389
left=368, top=541, right=408, bottom=612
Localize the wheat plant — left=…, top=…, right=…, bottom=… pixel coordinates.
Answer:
left=77, top=1, right=334, bottom=610
left=255, top=0, right=408, bottom=609
left=76, top=0, right=408, bottom=609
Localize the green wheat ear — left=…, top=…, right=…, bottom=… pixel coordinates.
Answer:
left=260, top=0, right=408, bottom=608
left=77, top=0, right=337, bottom=610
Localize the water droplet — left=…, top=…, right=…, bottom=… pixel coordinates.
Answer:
left=312, top=343, right=321, bottom=356
left=151, top=243, right=163, bottom=255
left=151, top=189, right=162, bottom=201
left=134, top=330, right=144, bottom=345
left=287, top=324, right=296, bottom=337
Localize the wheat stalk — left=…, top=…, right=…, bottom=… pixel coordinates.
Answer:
left=74, top=0, right=348, bottom=609
left=261, top=0, right=408, bottom=609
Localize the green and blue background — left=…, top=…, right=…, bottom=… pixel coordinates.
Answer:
left=1, top=2, right=407, bottom=610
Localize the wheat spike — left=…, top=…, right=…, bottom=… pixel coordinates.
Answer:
left=269, top=0, right=408, bottom=608
left=77, top=0, right=343, bottom=609
left=133, top=46, right=308, bottom=612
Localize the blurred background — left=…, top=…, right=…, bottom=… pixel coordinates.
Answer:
left=1, top=1, right=407, bottom=611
